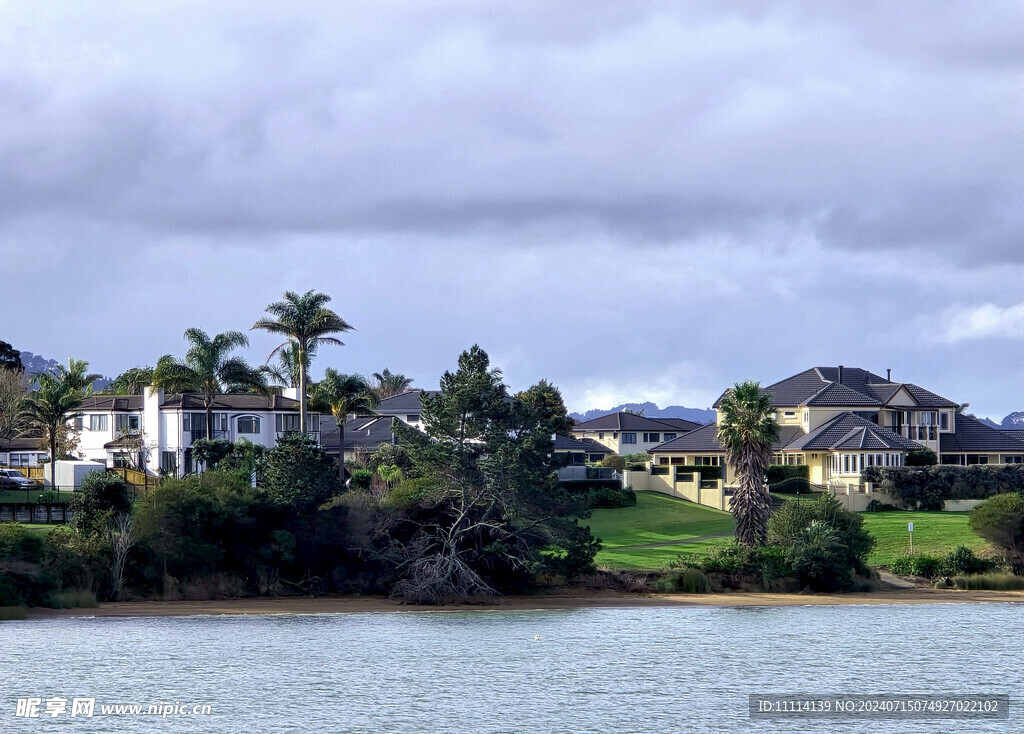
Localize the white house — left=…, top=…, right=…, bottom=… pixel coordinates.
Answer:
left=72, top=387, right=320, bottom=477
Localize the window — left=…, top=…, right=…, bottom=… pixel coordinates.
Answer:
left=694, top=456, right=720, bottom=466
left=783, top=411, right=796, bottom=418
left=112, top=452, right=131, bottom=469
left=663, top=433, right=677, bottom=442
left=10, top=453, right=32, bottom=467
left=598, top=432, right=604, bottom=440
left=1002, top=455, right=1023, bottom=464
left=651, top=466, right=669, bottom=475
left=657, top=457, right=669, bottom=465
left=73, top=416, right=83, bottom=430
left=670, top=457, right=686, bottom=465
left=237, top=416, right=260, bottom=434
left=802, top=409, right=810, bottom=424
left=276, top=414, right=302, bottom=433
left=621, top=433, right=637, bottom=444
left=940, top=412, right=950, bottom=431
left=642, top=433, right=660, bottom=443
left=588, top=453, right=604, bottom=463
left=115, top=414, right=140, bottom=433
left=160, top=451, right=177, bottom=474
left=89, top=415, right=108, bottom=432
left=407, top=414, right=420, bottom=423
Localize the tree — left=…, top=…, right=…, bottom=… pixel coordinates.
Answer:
left=0, top=340, right=22, bottom=372
left=905, top=448, right=938, bottom=466
left=152, top=328, right=266, bottom=440
left=258, top=432, right=340, bottom=512
left=19, top=359, right=100, bottom=487
left=252, top=290, right=352, bottom=439
left=105, top=513, right=135, bottom=601
left=372, top=369, right=413, bottom=400
left=103, top=366, right=155, bottom=395
left=69, top=471, right=133, bottom=536
left=386, top=346, right=596, bottom=602
left=0, top=368, right=28, bottom=440
left=309, top=369, right=379, bottom=483
left=969, top=493, right=1024, bottom=573
left=716, top=381, right=778, bottom=547
left=259, top=341, right=312, bottom=388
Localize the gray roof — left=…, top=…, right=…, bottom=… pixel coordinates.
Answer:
left=0, top=436, right=44, bottom=452
left=321, top=415, right=399, bottom=453
left=78, top=395, right=144, bottom=411
left=375, top=390, right=438, bottom=414
left=714, top=366, right=958, bottom=410
left=785, top=413, right=920, bottom=452
left=553, top=434, right=590, bottom=452
left=572, top=412, right=698, bottom=433
left=78, top=393, right=306, bottom=412
left=579, top=437, right=614, bottom=455
left=941, top=414, right=1024, bottom=453
left=1003, top=429, right=1024, bottom=445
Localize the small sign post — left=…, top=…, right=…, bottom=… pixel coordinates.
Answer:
left=908, top=522, right=914, bottom=554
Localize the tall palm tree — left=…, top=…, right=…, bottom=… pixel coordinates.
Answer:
left=152, top=329, right=266, bottom=439
left=310, top=369, right=379, bottom=483
left=716, top=380, right=779, bottom=547
left=371, top=368, right=413, bottom=400
left=259, top=341, right=313, bottom=389
left=252, top=290, right=353, bottom=437
left=20, top=359, right=99, bottom=487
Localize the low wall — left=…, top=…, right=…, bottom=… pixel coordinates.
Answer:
left=626, top=468, right=732, bottom=511
left=942, top=499, right=986, bottom=512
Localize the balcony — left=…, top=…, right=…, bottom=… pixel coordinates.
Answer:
left=187, top=429, right=229, bottom=443
left=894, top=426, right=937, bottom=442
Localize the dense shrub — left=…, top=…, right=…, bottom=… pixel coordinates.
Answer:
left=905, top=448, right=938, bottom=466
left=862, top=465, right=1024, bottom=508
left=567, top=485, right=636, bottom=511
left=889, top=547, right=994, bottom=578
left=600, top=455, right=626, bottom=473
left=349, top=469, right=374, bottom=491
left=258, top=433, right=340, bottom=511
left=70, top=472, right=133, bottom=535
left=890, top=554, right=943, bottom=578
left=655, top=567, right=710, bottom=593
left=969, top=493, right=1024, bottom=573
left=952, top=573, right=1024, bottom=590
left=865, top=499, right=902, bottom=512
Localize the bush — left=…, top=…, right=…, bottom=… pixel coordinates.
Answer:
left=942, top=546, right=993, bottom=576
left=568, top=485, right=636, bottom=511
left=349, top=469, right=374, bottom=491
left=890, top=553, right=943, bottom=578
left=906, top=448, right=938, bottom=466
left=969, top=493, right=1024, bottom=572
left=655, top=567, right=710, bottom=593
left=70, top=472, right=133, bottom=535
left=600, top=455, right=625, bottom=473
left=952, top=573, right=1024, bottom=591
left=865, top=499, right=902, bottom=512
left=0, top=523, right=44, bottom=563
left=46, top=589, right=98, bottom=609
left=863, top=465, right=1024, bottom=507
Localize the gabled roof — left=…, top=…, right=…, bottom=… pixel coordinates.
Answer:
left=572, top=412, right=696, bottom=433
left=103, top=435, right=144, bottom=450
left=784, top=413, right=920, bottom=452
left=651, top=417, right=705, bottom=432
left=941, top=414, right=1024, bottom=453
left=375, top=390, right=438, bottom=413
left=651, top=423, right=804, bottom=453
left=0, top=436, right=44, bottom=452
left=714, top=366, right=958, bottom=410
left=578, top=437, right=614, bottom=455
left=160, top=393, right=304, bottom=412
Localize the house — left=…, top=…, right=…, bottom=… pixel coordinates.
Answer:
left=0, top=436, right=48, bottom=469
left=646, top=366, right=1024, bottom=494
left=72, top=387, right=320, bottom=478
left=570, top=412, right=703, bottom=456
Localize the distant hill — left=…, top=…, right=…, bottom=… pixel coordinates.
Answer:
left=570, top=402, right=715, bottom=425
left=1002, top=411, right=1024, bottom=428
left=17, top=350, right=111, bottom=391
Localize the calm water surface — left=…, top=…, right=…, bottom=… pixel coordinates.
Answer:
left=0, top=603, right=1021, bottom=733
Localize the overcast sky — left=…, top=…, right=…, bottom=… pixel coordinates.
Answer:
left=2, top=1, right=1021, bottom=419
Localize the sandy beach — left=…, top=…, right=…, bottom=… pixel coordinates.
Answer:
left=21, top=587, right=1024, bottom=619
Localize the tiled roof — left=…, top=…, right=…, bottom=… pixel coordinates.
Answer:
left=554, top=434, right=590, bottom=452
left=785, top=413, right=920, bottom=452
left=0, top=436, right=43, bottom=452
left=940, top=414, right=1024, bottom=453
left=651, top=424, right=803, bottom=453
left=714, top=366, right=958, bottom=411
left=321, top=415, right=399, bottom=452
left=160, top=393, right=304, bottom=412
left=578, top=438, right=613, bottom=455
left=651, top=417, right=705, bottom=432
left=375, top=390, right=438, bottom=413
left=1003, top=429, right=1024, bottom=445
left=572, top=412, right=696, bottom=432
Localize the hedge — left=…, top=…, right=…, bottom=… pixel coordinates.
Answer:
left=669, top=465, right=723, bottom=480
left=862, top=465, right=1024, bottom=510
left=766, top=465, right=810, bottom=493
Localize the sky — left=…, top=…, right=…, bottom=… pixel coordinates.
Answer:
left=1, top=1, right=1022, bottom=420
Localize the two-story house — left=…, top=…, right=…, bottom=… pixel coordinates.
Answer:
left=73, top=387, right=320, bottom=477
left=649, top=366, right=1024, bottom=487
left=571, top=412, right=704, bottom=457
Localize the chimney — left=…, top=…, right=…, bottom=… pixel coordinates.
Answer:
left=887, top=368, right=892, bottom=382
left=837, top=365, right=844, bottom=384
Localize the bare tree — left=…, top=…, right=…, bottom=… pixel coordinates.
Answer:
left=105, top=513, right=135, bottom=601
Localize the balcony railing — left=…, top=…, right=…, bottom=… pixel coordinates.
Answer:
left=187, top=429, right=230, bottom=443
left=894, top=426, right=937, bottom=441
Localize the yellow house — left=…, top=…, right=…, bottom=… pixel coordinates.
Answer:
left=648, top=366, right=1024, bottom=491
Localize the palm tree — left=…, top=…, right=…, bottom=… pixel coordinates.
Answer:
left=259, top=341, right=313, bottom=389
left=152, top=329, right=266, bottom=439
left=20, top=360, right=99, bottom=488
left=310, top=369, right=379, bottom=483
left=252, top=290, right=353, bottom=437
left=716, top=380, right=779, bottom=547
left=371, top=368, right=413, bottom=400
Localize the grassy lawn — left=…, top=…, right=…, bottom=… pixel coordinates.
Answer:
left=0, top=489, right=60, bottom=503
left=584, top=491, right=733, bottom=570
left=861, top=512, right=988, bottom=566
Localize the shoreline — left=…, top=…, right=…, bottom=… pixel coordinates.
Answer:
left=21, top=588, right=1024, bottom=619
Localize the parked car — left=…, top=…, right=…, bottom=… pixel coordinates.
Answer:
left=0, top=469, right=37, bottom=489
